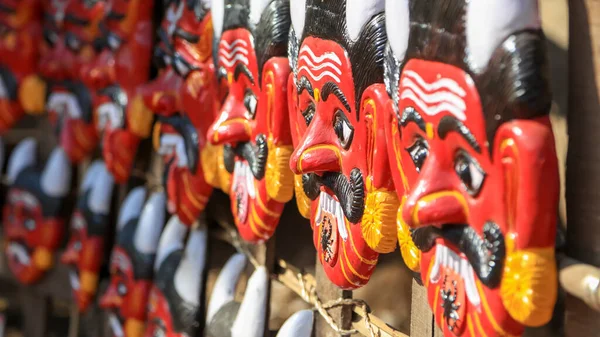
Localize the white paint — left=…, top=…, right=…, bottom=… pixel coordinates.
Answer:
left=154, top=215, right=187, bottom=271
left=385, top=0, right=410, bottom=60
left=430, top=244, right=481, bottom=307
left=96, top=102, right=124, bottom=131
left=80, top=161, right=102, bottom=192
left=275, top=310, right=314, bottom=337
left=166, top=0, right=185, bottom=36
left=46, top=92, right=83, bottom=119
left=298, top=45, right=343, bottom=83
left=466, top=0, right=540, bottom=71
left=212, top=0, right=225, bottom=39
left=0, top=76, right=8, bottom=99
left=289, top=0, right=306, bottom=40
left=6, top=138, right=36, bottom=185
left=159, top=134, right=188, bottom=168
left=231, top=267, right=268, bottom=337
left=346, top=0, right=385, bottom=42
left=117, top=187, right=146, bottom=230
left=174, top=222, right=208, bottom=305
left=249, top=0, right=270, bottom=26
left=207, top=253, right=247, bottom=322
left=40, top=147, right=71, bottom=198
left=133, top=192, right=166, bottom=254
left=88, top=162, right=114, bottom=215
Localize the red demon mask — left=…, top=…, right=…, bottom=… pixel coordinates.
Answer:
left=61, top=161, right=114, bottom=312
left=100, top=189, right=166, bottom=337
left=0, top=0, right=42, bottom=132
left=78, top=0, right=153, bottom=183
left=152, top=0, right=215, bottom=226
left=145, top=216, right=207, bottom=337
left=383, top=1, right=558, bottom=335
left=3, top=139, right=72, bottom=284
left=286, top=0, right=397, bottom=289
left=206, top=0, right=293, bottom=243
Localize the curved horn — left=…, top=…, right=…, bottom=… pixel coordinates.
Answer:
left=80, top=160, right=102, bottom=192
left=231, top=266, right=268, bottom=337
left=211, top=0, right=224, bottom=40
left=6, top=138, right=37, bottom=184
left=133, top=192, right=166, bottom=254
left=207, top=253, right=247, bottom=322
left=41, top=147, right=71, bottom=198
left=346, top=0, right=384, bottom=42
left=117, top=186, right=146, bottom=231
left=0, top=137, right=5, bottom=178
left=466, top=0, right=540, bottom=71
left=385, top=0, right=410, bottom=61
left=174, top=221, right=208, bottom=305
left=289, top=0, right=306, bottom=40
left=275, top=310, right=314, bottom=337
left=154, top=215, right=187, bottom=271
left=249, top=0, right=270, bottom=26
left=88, top=161, right=114, bottom=215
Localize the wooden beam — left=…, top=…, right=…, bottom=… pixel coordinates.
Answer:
left=314, top=261, right=352, bottom=337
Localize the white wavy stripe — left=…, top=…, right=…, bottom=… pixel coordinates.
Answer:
left=401, top=78, right=466, bottom=110
left=220, top=39, right=248, bottom=49
left=299, top=45, right=342, bottom=65
left=298, top=55, right=342, bottom=75
left=298, top=66, right=341, bottom=83
left=401, top=89, right=467, bottom=121
left=219, top=46, right=249, bottom=59
left=219, top=54, right=249, bottom=68
left=403, top=70, right=466, bottom=97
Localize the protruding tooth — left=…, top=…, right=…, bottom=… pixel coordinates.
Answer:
left=275, top=310, right=314, bottom=337
left=315, top=192, right=323, bottom=225
left=430, top=244, right=441, bottom=283
left=463, top=262, right=481, bottom=307
left=231, top=267, right=268, bottom=337
left=207, top=253, right=247, bottom=322
left=246, top=163, right=255, bottom=199
left=335, top=201, right=348, bottom=241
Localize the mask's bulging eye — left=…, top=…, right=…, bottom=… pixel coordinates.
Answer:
left=244, top=89, right=258, bottom=119
left=301, top=102, right=315, bottom=127
left=117, top=282, right=128, bottom=297
left=406, top=137, right=429, bottom=172
left=333, top=110, right=354, bottom=150
left=66, top=33, right=82, bottom=52
left=454, top=151, right=486, bottom=196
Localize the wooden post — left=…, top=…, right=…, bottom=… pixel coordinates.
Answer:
left=314, top=262, right=352, bottom=337
left=409, top=278, right=442, bottom=337
left=565, top=0, right=600, bottom=335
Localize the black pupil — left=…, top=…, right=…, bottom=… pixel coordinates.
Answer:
left=302, top=105, right=314, bottom=126
left=408, top=140, right=428, bottom=171
left=455, top=157, right=472, bottom=189
left=244, top=92, right=256, bottom=118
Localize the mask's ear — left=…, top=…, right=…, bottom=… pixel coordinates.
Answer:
left=494, top=116, right=558, bottom=327
left=359, top=84, right=399, bottom=254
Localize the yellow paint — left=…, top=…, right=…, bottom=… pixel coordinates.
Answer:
left=341, top=242, right=370, bottom=281
left=182, top=173, right=208, bottom=209
left=80, top=271, right=99, bottom=294
left=476, top=281, right=520, bottom=337
left=33, top=247, right=53, bottom=270
left=251, top=204, right=272, bottom=231
left=397, top=198, right=421, bottom=272
left=180, top=203, right=196, bottom=224
left=411, top=190, right=469, bottom=227
left=296, top=144, right=342, bottom=173
left=265, top=140, right=294, bottom=203
left=152, top=122, right=162, bottom=152
left=124, top=319, right=145, bottom=337
left=227, top=72, right=233, bottom=85
left=391, top=122, right=410, bottom=191
left=339, top=254, right=361, bottom=288
left=3, top=33, right=16, bottom=51
left=314, top=88, right=320, bottom=102
left=361, top=187, right=399, bottom=253
left=293, top=174, right=312, bottom=219
left=128, top=95, right=153, bottom=138
left=19, top=75, right=47, bottom=114
left=426, top=123, right=434, bottom=140
left=255, top=185, right=281, bottom=217
left=347, top=218, right=378, bottom=265
left=466, top=314, right=477, bottom=337
left=473, top=313, right=491, bottom=337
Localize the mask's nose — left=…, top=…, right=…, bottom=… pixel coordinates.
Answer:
left=289, top=112, right=341, bottom=175
left=208, top=95, right=251, bottom=145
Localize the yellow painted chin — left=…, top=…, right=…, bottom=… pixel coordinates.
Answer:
left=20, top=75, right=47, bottom=114
left=124, top=318, right=145, bottom=337
left=152, top=122, right=162, bottom=152
left=201, top=143, right=221, bottom=188
left=216, top=145, right=232, bottom=192
left=128, top=95, right=153, bottom=138
left=396, top=203, right=420, bottom=272
left=293, top=174, right=311, bottom=219
left=80, top=271, right=99, bottom=295
left=500, top=246, right=557, bottom=327
left=361, top=185, right=399, bottom=254
left=265, top=139, right=294, bottom=203
left=33, top=247, right=53, bottom=270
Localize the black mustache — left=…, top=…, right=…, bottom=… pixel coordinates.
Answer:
left=302, top=168, right=365, bottom=224
left=223, top=134, right=268, bottom=180
left=157, top=114, right=200, bottom=174
left=412, top=223, right=506, bottom=289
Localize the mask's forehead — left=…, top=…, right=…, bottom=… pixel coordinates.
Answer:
left=217, top=29, right=257, bottom=78
left=399, top=59, right=487, bottom=146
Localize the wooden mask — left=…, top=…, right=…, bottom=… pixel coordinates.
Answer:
left=383, top=1, right=558, bottom=335
left=153, top=0, right=214, bottom=226
left=3, top=139, right=72, bottom=284
left=79, top=0, right=154, bottom=183
left=145, top=216, right=207, bottom=337
left=61, top=161, right=114, bottom=312
left=0, top=0, right=42, bottom=132
left=100, top=190, right=166, bottom=337
left=287, top=0, right=397, bottom=289
left=206, top=0, right=293, bottom=243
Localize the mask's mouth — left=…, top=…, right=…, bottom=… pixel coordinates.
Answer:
left=302, top=168, right=365, bottom=224
left=157, top=114, right=199, bottom=173
left=96, top=85, right=127, bottom=132
left=7, top=241, right=31, bottom=266
left=69, top=268, right=80, bottom=290
left=231, top=160, right=255, bottom=223
left=47, top=91, right=83, bottom=121
left=108, top=312, right=124, bottom=337
left=315, top=190, right=348, bottom=242
left=158, top=132, right=189, bottom=169
left=412, top=223, right=506, bottom=290
left=223, top=134, right=268, bottom=180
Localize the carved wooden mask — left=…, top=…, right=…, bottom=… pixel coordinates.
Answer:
left=77, top=0, right=154, bottom=183
left=145, top=216, right=207, bottom=337
left=287, top=0, right=397, bottom=289
left=206, top=0, right=293, bottom=243
left=383, top=1, right=558, bottom=335
left=0, top=0, right=42, bottom=132
left=100, top=190, right=165, bottom=337
left=3, top=139, right=72, bottom=284
left=61, top=161, right=114, bottom=312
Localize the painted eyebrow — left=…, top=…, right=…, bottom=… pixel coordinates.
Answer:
left=174, top=28, right=199, bottom=43
left=296, top=76, right=314, bottom=97
left=400, top=107, right=426, bottom=132
left=321, top=81, right=352, bottom=114
left=438, top=115, right=482, bottom=153
left=234, top=63, right=255, bottom=85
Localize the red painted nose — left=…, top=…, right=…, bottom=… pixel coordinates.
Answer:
left=60, top=246, right=79, bottom=264
left=208, top=96, right=251, bottom=145
left=289, top=112, right=341, bottom=174
left=99, top=285, right=122, bottom=309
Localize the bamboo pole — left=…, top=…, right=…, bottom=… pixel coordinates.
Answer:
left=565, top=0, right=600, bottom=335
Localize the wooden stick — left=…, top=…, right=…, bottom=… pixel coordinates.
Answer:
left=565, top=0, right=600, bottom=335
